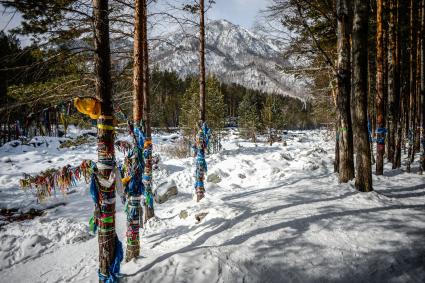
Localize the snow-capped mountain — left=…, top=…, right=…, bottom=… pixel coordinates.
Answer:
left=150, top=19, right=309, bottom=100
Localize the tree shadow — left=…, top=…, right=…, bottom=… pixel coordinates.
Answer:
left=123, top=190, right=359, bottom=277
left=383, top=168, right=405, bottom=177
left=220, top=145, right=282, bottom=157
left=234, top=205, right=425, bottom=283
left=221, top=204, right=425, bottom=247
left=376, top=183, right=425, bottom=199
left=224, top=173, right=333, bottom=202
left=124, top=199, right=425, bottom=281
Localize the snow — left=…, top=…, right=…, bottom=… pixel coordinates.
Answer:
left=150, top=20, right=310, bottom=100
left=0, top=129, right=424, bottom=282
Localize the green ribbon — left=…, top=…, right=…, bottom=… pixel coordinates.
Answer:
left=100, top=216, right=114, bottom=223
left=89, top=215, right=97, bottom=233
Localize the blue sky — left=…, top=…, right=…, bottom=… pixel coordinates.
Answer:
left=209, top=0, right=269, bottom=29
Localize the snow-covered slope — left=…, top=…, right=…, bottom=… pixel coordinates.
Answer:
left=65, top=20, right=309, bottom=99
left=1, top=129, right=424, bottom=282
left=151, top=20, right=309, bottom=100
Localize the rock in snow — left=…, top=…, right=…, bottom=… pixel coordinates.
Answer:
left=207, top=173, right=222, bottom=184
left=154, top=180, right=178, bottom=204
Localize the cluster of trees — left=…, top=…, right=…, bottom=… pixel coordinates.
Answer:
left=0, top=41, right=318, bottom=144
left=0, top=1, right=333, bottom=147
left=148, top=70, right=316, bottom=133
left=268, top=0, right=425, bottom=191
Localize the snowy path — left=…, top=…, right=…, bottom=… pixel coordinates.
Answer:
left=1, top=130, right=424, bottom=282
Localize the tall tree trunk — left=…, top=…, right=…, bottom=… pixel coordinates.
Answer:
left=398, top=0, right=410, bottom=165
left=92, top=0, right=118, bottom=281
left=126, top=0, right=143, bottom=262
left=367, top=51, right=376, bottom=165
left=336, top=0, right=355, bottom=182
left=195, top=0, right=207, bottom=202
left=415, top=5, right=422, bottom=153
left=353, top=0, right=373, bottom=192
left=142, top=0, right=155, bottom=221
left=133, top=0, right=143, bottom=124
left=407, top=0, right=417, bottom=172
left=394, top=0, right=403, bottom=169
left=421, top=0, right=425, bottom=173
left=387, top=0, right=397, bottom=164
left=416, top=13, right=422, bottom=154
left=199, top=0, right=206, bottom=123
left=375, top=0, right=385, bottom=175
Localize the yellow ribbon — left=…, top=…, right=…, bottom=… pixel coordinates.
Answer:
left=97, top=124, right=115, bottom=131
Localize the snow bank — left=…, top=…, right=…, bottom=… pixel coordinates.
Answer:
left=0, top=129, right=424, bottom=282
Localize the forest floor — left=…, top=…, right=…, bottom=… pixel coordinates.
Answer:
left=0, top=128, right=424, bottom=283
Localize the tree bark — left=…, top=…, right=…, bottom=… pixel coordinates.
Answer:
left=394, top=0, right=403, bottom=169
left=133, top=0, right=143, bottom=124
left=334, top=118, right=340, bottom=173
left=142, top=0, right=155, bottom=221
left=407, top=0, right=417, bottom=173
left=416, top=8, right=422, bottom=154
left=387, top=0, right=397, bottom=164
left=199, top=0, right=206, bottom=123
left=336, top=0, right=355, bottom=182
left=367, top=50, right=376, bottom=165
left=375, top=0, right=385, bottom=175
left=421, top=0, right=425, bottom=173
left=353, top=0, right=373, bottom=192
left=196, top=0, right=207, bottom=202
left=398, top=0, right=410, bottom=165
left=126, top=0, right=143, bottom=262
left=92, top=0, right=116, bottom=280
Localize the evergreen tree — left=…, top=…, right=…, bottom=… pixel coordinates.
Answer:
left=238, top=93, right=260, bottom=142
left=375, top=0, right=385, bottom=175
left=91, top=0, right=119, bottom=280
left=353, top=0, right=373, bottom=192
left=180, top=76, right=226, bottom=139
left=336, top=0, right=355, bottom=182
left=261, top=94, right=281, bottom=145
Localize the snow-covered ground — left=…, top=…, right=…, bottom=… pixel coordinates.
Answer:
left=0, top=128, right=424, bottom=282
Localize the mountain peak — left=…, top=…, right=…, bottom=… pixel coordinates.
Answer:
left=151, top=20, right=309, bottom=100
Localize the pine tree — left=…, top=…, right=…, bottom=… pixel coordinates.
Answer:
left=261, top=95, right=280, bottom=145
left=375, top=0, right=386, bottom=175
left=336, top=0, right=355, bottom=182
left=407, top=0, right=418, bottom=173
left=387, top=0, right=399, bottom=165
left=141, top=0, right=155, bottom=221
left=92, top=0, right=120, bottom=280
left=238, top=93, right=260, bottom=142
left=352, top=0, right=373, bottom=192
left=421, top=0, right=425, bottom=173
left=180, top=76, right=226, bottom=138
left=126, top=0, right=143, bottom=262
